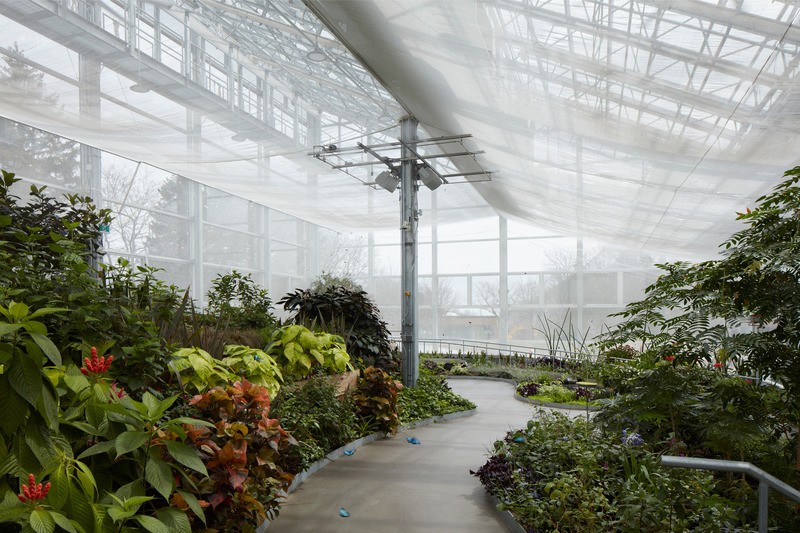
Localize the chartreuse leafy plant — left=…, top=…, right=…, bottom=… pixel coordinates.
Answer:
left=168, top=345, right=283, bottom=397
left=168, top=347, right=237, bottom=393
left=266, top=324, right=352, bottom=381
left=221, top=344, right=282, bottom=397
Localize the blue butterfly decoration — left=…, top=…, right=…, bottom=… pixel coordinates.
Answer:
left=339, top=508, right=350, bottom=517
left=406, top=437, right=421, bottom=445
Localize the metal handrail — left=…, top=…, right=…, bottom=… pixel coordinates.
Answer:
left=389, top=337, right=593, bottom=370
left=660, top=455, right=800, bottom=533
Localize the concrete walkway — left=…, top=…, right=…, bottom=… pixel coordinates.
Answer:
left=267, top=378, right=548, bottom=533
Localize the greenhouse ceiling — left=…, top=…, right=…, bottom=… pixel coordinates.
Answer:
left=0, top=0, right=799, bottom=258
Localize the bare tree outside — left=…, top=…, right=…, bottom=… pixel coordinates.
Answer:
left=102, top=163, right=163, bottom=255
left=317, top=230, right=368, bottom=280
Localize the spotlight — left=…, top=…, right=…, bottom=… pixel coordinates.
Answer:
left=375, top=170, right=399, bottom=193
left=231, top=133, right=247, bottom=142
left=323, top=144, right=337, bottom=152
left=130, top=83, right=150, bottom=93
left=417, top=166, right=443, bottom=190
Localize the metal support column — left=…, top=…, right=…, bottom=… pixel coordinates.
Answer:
left=400, top=117, right=419, bottom=388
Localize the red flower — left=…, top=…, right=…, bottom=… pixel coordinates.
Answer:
left=713, top=362, right=722, bottom=368
left=664, top=355, right=675, bottom=362
left=81, top=347, right=113, bottom=375
left=18, top=473, right=50, bottom=503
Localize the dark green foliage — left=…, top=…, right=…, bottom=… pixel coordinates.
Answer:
left=473, top=411, right=746, bottom=533
left=271, top=378, right=359, bottom=472
left=398, top=371, right=475, bottom=422
left=206, top=270, right=278, bottom=331
left=597, top=167, right=800, bottom=475
left=279, top=285, right=394, bottom=368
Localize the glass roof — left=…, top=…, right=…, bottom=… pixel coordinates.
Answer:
left=1, top=0, right=799, bottom=258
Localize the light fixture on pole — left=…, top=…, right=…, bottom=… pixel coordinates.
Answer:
left=375, top=170, right=399, bottom=192
left=417, top=166, right=443, bottom=190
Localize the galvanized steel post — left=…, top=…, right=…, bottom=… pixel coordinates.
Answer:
left=400, top=117, right=419, bottom=387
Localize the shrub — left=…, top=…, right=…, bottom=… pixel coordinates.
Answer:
left=517, top=382, right=540, bottom=397
left=398, top=371, right=475, bottom=422
left=271, top=377, right=359, bottom=472
left=186, top=379, right=296, bottom=528
left=206, top=270, right=278, bottom=331
left=279, top=285, right=394, bottom=368
left=265, top=324, right=351, bottom=381
left=473, top=411, right=746, bottom=532
left=353, top=366, right=402, bottom=435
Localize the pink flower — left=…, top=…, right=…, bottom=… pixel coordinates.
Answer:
left=664, top=355, right=675, bottom=362
left=110, top=382, right=127, bottom=399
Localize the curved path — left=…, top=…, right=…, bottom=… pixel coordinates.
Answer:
left=268, top=378, right=567, bottom=533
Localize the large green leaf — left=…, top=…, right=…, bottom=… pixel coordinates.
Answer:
left=8, top=301, right=30, bottom=321
left=8, top=351, right=43, bottom=406
left=155, top=507, right=191, bottom=533
left=37, top=379, right=59, bottom=428
left=24, top=416, right=56, bottom=465
left=176, top=489, right=206, bottom=525
left=77, top=440, right=116, bottom=460
left=29, top=509, right=56, bottom=533
left=133, top=515, right=171, bottom=533
left=114, top=431, right=149, bottom=458
left=46, top=464, right=70, bottom=510
left=144, top=457, right=173, bottom=499
left=26, top=307, right=69, bottom=320
left=141, top=392, right=177, bottom=421
left=0, top=323, right=23, bottom=337
left=0, top=375, right=29, bottom=435
left=164, top=440, right=207, bottom=476
left=29, top=332, right=61, bottom=366
left=50, top=512, right=79, bottom=533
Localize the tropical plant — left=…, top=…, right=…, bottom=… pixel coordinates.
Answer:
left=597, top=167, right=800, bottom=477
left=206, top=270, right=278, bottom=331
left=271, top=377, right=359, bottom=472
left=186, top=379, right=296, bottom=528
left=279, top=285, right=393, bottom=368
left=221, top=344, right=282, bottom=397
left=397, top=371, right=475, bottom=422
left=168, top=347, right=238, bottom=393
left=353, top=366, right=403, bottom=435
left=265, top=324, right=351, bottom=381
left=472, top=411, right=746, bottom=532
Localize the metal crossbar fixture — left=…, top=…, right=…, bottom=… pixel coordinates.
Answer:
left=660, top=456, right=800, bottom=533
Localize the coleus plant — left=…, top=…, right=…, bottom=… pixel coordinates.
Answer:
left=185, top=379, right=297, bottom=529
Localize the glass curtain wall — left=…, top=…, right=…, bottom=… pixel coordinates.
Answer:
left=1, top=117, right=662, bottom=347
